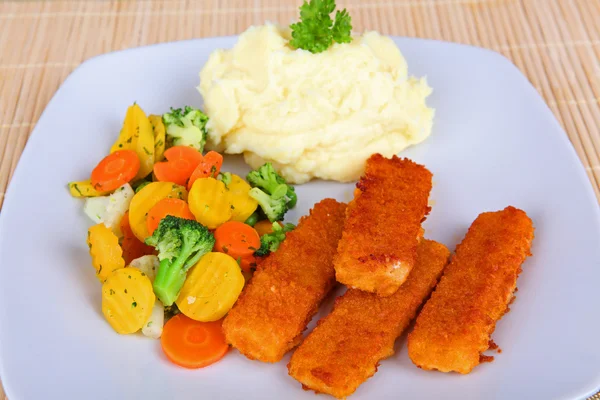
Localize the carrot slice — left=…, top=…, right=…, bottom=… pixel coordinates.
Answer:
left=164, top=146, right=204, bottom=165
left=146, top=198, right=195, bottom=235
left=120, top=211, right=155, bottom=264
left=91, top=150, right=140, bottom=192
left=214, top=221, right=261, bottom=260
left=161, top=314, right=229, bottom=369
left=254, top=220, right=284, bottom=236
left=239, top=253, right=264, bottom=273
left=187, top=151, right=223, bottom=190
left=154, top=146, right=203, bottom=186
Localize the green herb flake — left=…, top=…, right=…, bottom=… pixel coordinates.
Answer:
left=131, top=302, right=137, bottom=308
left=71, top=183, right=83, bottom=196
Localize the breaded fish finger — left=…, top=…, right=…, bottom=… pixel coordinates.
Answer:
left=222, top=199, right=347, bottom=363
left=288, top=239, right=449, bottom=398
left=334, top=154, right=433, bottom=296
left=407, top=206, right=534, bottom=374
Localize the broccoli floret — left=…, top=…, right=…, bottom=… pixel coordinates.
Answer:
left=247, top=163, right=287, bottom=195
left=145, top=215, right=215, bottom=306
left=162, top=106, right=209, bottom=152
left=249, top=187, right=289, bottom=222
left=254, top=223, right=295, bottom=257
left=246, top=163, right=297, bottom=220
left=280, top=181, right=297, bottom=208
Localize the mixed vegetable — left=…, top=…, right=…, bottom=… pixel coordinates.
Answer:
left=69, top=103, right=297, bottom=369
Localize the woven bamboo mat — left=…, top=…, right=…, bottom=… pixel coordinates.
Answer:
left=1, top=0, right=600, bottom=399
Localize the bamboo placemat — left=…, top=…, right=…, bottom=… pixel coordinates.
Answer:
left=1, top=0, right=599, bottom=398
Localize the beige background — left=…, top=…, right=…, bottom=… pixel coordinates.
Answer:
left=0, top=0, right=599, bottom=398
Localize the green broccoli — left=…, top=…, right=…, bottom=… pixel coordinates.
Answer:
left=254, top=222, right=295, bottom=257
left=162, top=106, right=209, bottom=152
left=246, top=163, right=297, bottom=221
left=244, top=211, right=260, bottom=227
left=249, top=187, right=289, bottom=222
left=133, top=180, right=151, bottom=193
left=145, top=215, right=215, bottom=306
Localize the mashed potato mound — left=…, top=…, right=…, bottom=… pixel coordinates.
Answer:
left=198, top=24, right=434, bottom=184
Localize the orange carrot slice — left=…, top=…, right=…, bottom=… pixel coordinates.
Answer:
left=153, top=146, right=203, bottom=186
left=214, top=221, right=260, bottom=261
left=187, top=151, right=223, bottom=190
left=146, top=198, right=195, bottom=235
left=161, top=315, right=229, bottom=369
left=91, top=150, right=140, bottom=192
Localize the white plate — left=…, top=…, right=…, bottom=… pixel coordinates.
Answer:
left=1, top=36, right=599, bottom=400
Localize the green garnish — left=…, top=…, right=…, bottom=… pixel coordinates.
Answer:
left=289, top=0, right=352, bottom=54
left=71, top=183, right=83, bottom=196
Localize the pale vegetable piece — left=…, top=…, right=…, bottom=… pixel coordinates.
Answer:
left=87, top=223, right=125, bottom=282
left=149, top=114, right=166, bottom=162
left=83, top=183, right=134, bottom=237
left=188, top=178, right=233, bottom=229
left=128, top=181, right=188, bottom=242
left=227, top=174, right=258, bottom=222
left=142, top=300, right=164, bottom=339
left=102, top=268, right=155, bottom=334
left=110, top=103, right=155, bottom=180
left=68, top=179, right=108, bottom=198
left=129, top=255, right=159, bottom=282
left=176, top=252, right=245, bottom=322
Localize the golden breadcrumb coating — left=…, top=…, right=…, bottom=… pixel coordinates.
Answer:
left=289, top=240, right=449, bottom=398
left=334, top=154, right=432, bottom=296
left=407, top=206, right=534, bottom=374
left=222, top=199, right=347, bottom=362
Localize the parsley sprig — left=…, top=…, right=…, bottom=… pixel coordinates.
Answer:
left=289, top=0, right=352, bottom=53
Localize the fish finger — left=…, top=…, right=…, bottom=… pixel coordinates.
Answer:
left=222, top=199, right=347, bottom=362
left=407, top=206, right=534, bottom=374
left=334, top=154, right=433, bottom=296
left=289, top=239, right=449, bottom=398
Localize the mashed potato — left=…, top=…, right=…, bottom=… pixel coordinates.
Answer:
left=198, top=24, right=434, bottom=184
